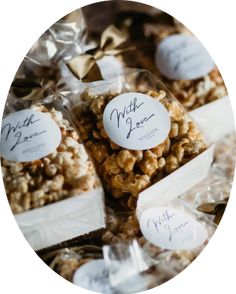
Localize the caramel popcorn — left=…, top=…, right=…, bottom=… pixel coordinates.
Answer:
left=1, top=105, right=99, bottom=214
left=169, top=123, right=179, bottom=138
left=102, top=208, right=140, bottom=244
left=151, top=137, right=170, bottom=157
left=165, top=155, right=179, bottom=173
left=73, top=88, right=206, bottom=209
left=164, top=68, right=227, bottom=111
left=117, top=150, right=139, bottom=173
left=47, top=246, right=102, bottom=282
left=139, top=150, right=158, bottom=176
left=143, top=23, right=227, bottom=111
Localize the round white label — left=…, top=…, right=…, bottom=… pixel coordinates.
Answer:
left=155, top=34, right=215, bottom=80
left=0, top=109, right=62, bottom=162
left=103, top=92, right=171, bottom=150
left=73, top=259, right=112, bottom=293
left=140, top=207, right=208, bottom=250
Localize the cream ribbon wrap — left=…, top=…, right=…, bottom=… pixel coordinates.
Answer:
left=66, top=25, right=133, bottom=82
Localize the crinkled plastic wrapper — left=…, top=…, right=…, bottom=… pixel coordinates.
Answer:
left=44, top=245, right=103, bottom=282
left=103, top=239, right=155, bottom=293
left=101, top=208, right=140, bottom=245
left=23, top=9, right=86, bottom=68
left=143, top=22, right=228, bottom=111
left=37, top=195, right=216, bottom=291
left=42, top=241, right=156, bottom=293
left=118, top=199, right=216, bottom=288
left=180, top=133, right=236, bottom=224
left=0, top=95, right=106, bottom=251
left=11, top=9, right=88, bottom=101
left=70, top=70, right=208, bottom=209
left=140, top=198, right=216, bottom=286
left=40, top=198, right=216, bottom=291
left=1, top=97, right=101, bottom=213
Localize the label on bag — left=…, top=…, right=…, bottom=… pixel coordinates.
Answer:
left=0, top=109, right=61, bottom=162
left=103, top=92, right=171, bottom=150
left=140, top=207, right=208, bottom=250
left=155, top=34, right=215, bottom=80
left=73, top=259, right=112, bottom=293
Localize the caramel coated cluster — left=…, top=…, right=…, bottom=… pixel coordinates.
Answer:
left=102, top=208, right=140, bottom=243
left=166, top=68, right=227, bottom=110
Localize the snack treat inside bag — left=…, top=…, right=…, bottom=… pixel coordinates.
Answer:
left=145, top=23, right=227, bottom=110
left=1, top=99, right=100, bottom=214
left=111, top=5, right=228, bottom=111
left=45, top=245, right=103, bottom=282
left=72, top=70, right=207, bottom=209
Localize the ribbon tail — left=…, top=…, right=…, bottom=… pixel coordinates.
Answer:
left=100, top=25, right=128, bottom=51
left=105, top=46, right=136, bottom=56
left=81, top=63, right=104, bottom=83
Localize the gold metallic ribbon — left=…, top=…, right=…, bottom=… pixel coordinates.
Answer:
left=66, top=25, right=132, bottom=82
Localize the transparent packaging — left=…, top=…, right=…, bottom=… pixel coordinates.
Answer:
left=11, top=9, right=87, bottom=101
left=103, top=240, right=155, bottom=293
left=0, top=96, right=101, bottom=214
left=135, top=197, right=217, bottom=287
left=181, top=133, right=235, bottom=224
left=70, top=69, right=208, bottom=209
left=23, top=9, right=86, bottom=68
left=42, top=245, right=103, bottom=282
left=144, top=18, right=227, bottom=111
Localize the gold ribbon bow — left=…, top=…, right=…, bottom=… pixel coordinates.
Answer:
left=66, top=25, right=132, bottom=83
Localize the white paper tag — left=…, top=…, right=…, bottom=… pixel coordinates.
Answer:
left=140, top=207, right=208, bottom=250
left=0, top=109, right=61, bottom=162
left=103, top=92, right=171, bottom=150
left=155, top=34, right=215, bottom=80
left=73, top=259, right=112, bottom=293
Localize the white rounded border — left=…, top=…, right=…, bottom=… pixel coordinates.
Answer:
left=0, top=109, right=62, bottom=162
left=0, top=1, right=235, bottom=294
left=103, top=92, right=171, bottom=150
left=140, top=207, right=208, bottom=250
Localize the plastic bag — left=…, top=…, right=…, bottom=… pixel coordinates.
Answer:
left=181, top=133, right=235, bottom=224
left=103, top=240, right=156, bottom=293
left=101, top=208, right=140, bottom=244
left=142, top=17, right=227, bottom=110
left=70, top=69, right=208, bottom=209
left=0, top=96, right=100, bottom=213
left=136, top=197, right=216, bottom=287
left=11, top=9, right=87, bottom=100
left=23, top=9, right=86, bottom=68
left=43, top=245, right=103, bottom=282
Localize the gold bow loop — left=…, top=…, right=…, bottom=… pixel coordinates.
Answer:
left=67, top=25, right=132, bottom=83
